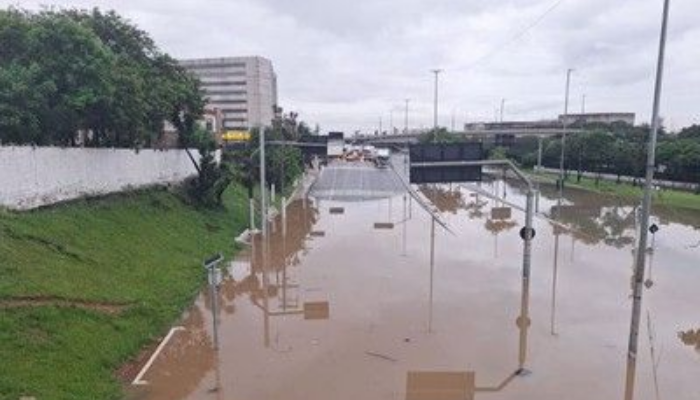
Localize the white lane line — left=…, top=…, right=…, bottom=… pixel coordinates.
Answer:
left=132, top=326, right=186, bottom=385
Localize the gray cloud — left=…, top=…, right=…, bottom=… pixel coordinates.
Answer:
left=2, top=0, right=698, bottom=131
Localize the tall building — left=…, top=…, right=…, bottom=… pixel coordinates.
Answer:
left=179, top=56, right=278, bottom=131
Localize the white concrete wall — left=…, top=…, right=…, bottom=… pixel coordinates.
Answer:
left=0, top=146, right=209, bottom=210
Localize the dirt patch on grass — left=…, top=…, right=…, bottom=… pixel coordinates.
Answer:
left=0, top=296, right=130, bottom=315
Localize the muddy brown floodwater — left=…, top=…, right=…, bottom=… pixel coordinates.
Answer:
left=126, top=172, right=700, bottom=400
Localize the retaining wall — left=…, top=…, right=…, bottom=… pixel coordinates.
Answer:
left=0, top=146, right=209, bottom=210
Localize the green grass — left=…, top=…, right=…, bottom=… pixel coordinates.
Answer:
left=0, top=185, right=249, bottom=400
left=534, top=171, right=700, bottom=211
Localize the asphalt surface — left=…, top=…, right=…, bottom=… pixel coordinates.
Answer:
left=309, top=157, right=407, bottom=201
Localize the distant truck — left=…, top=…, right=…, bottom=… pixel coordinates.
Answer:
left=375, top=148, right=391, bottom=168
left=362, top=145, right=377, bottom=160
left=327, top=131, right=344, bottom=158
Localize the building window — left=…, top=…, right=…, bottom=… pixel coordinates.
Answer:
left=199, top=81, right=247, bottom=86
left=184, top=61, right=246, bottom=69
left=204, top=90, right=247, bottom=96
left=216, top=100, right=247, bottom=105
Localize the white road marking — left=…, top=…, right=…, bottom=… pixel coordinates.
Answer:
left=132, top=326, right=186, bottom=385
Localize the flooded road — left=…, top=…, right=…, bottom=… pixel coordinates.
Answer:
left=128, top=159, right=700, bottom=400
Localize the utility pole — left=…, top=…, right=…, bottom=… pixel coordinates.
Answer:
left=259, top=126, right=267, bottom=238
left=581, top=94, right=587, bottom=114
left=431, top=69, right=442, bottom=129
left=624, top=0, right=670, bottom=399
left=390, top=110, right=394, bottom=135
left=404, top=99, right=410, bottom=134
left=500, top=98, right=506, bottom=123
left=379, top=116, right=383, bottom=136
left=559, top=68, right=574, bottom=196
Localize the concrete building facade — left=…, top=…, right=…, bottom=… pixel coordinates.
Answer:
left=179, top=56, right=278, bottom=131
left=558, top=112, right=635, bottom=126
left=465, top=113, right=636, bottom=132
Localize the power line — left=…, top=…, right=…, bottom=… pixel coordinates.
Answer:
left=458, top=0, right=567, bottom=72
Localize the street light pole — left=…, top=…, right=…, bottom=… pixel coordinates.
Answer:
left=431, top=69, right=442, bottom=129
left=559, top=68, right=574, bottom=195
left=390, top=109, right=394, bottom=135
left=500, top=98, right=506, bottom=123
left=259, top=126, right=267, bottom=238
left=404, top=99, right=410, bottom=134
left=624, top=0, right=670, bottom=399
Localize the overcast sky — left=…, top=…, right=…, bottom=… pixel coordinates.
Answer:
left=4, top=0, right=699, bottom=132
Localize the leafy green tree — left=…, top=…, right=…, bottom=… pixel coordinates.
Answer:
left=418, top=127, right=462, bottom=144
left=678, top=124, right=700, bottom=141
left=0, top=8, right=204, bottom=148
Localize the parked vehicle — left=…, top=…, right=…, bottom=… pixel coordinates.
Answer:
left=375, top=148, right=391, bottom=168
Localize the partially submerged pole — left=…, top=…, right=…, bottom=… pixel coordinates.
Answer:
left=518, top=189, right=535, bottom=371
left=624, top=0, right=670, bottom=398
left=428, top=216, right=436, bottom=333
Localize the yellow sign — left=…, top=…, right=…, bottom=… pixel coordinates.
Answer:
left=222, top=130, right=250, bottom=142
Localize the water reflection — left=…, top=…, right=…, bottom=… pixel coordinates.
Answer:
left=138, top=172, right=700, bottom=400
left=538, top=183, right=700, bottom=247
left=418, top=185, right=466, bottom=214
left=141, top=305, right=216, bottom=400
left=409, top=182, right=532, bottom=399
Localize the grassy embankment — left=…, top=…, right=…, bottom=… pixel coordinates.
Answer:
left=534, top=171, right=700, bottom=212
left=0, top=185, right=249, bottom=400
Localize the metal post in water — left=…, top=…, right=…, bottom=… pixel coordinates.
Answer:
left=259, top=126, right=271, bottom=348
left=625, top=0, right=670, bottom=398
left=550, top=230, right=561, bottom=336
left=428, top=216, right=436, bottom=333
left=203, top=254, right=223, bottom=350
left=208, top=267, right=219, bottom=350
left=518, top=189, right=535, bottom=371
left=402, top=195, right=407, bottom=256
left=249, top=198, right=256, bottom=231
left=260, top=127, right=267, bottom=239
left=282, top=196, right=287, bottom=236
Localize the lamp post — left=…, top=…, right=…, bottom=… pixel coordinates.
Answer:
left=558, top=68, right=574, bottom=195
left=404, top=99, right=410, bottom=134
left=500, top=98, right=506, bottom=123
left=431, top=69, right=442, bottom=129
left=624, top=0, right=670, bottom=398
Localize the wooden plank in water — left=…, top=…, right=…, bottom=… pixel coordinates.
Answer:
left=303, top=301, right=330, bottom=320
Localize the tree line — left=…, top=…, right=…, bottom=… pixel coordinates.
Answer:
left=0, top=8, right=203, bottom=148
left=0, top=8, right=312, bottom=207
left=504, top=122, right=700, bottom=185
left=417, top=123, right=700, bottom=186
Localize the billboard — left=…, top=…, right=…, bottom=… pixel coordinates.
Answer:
left=222, top=130, right=251, bottom=142
left=409, top=142, right=483, bottom=184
